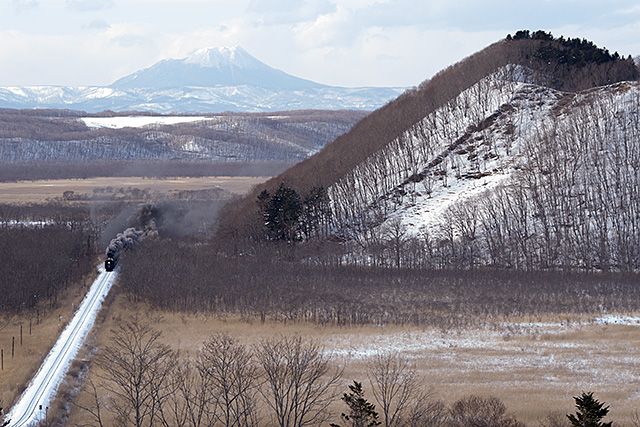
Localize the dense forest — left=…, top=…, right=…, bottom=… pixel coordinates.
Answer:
left=0, top=161, right=291, bottom=182
left=0, top=215, right=96, bottom=313
left=117, top=239, right=640, bottom=328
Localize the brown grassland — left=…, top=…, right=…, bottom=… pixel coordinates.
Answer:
left=61, top=294, right=640, bottom=426
left=0, top=176, right=268, bottom=205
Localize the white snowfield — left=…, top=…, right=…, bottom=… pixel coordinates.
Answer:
left=79, top=115, right=210, bottom=129
left=6, top=267, right=117, bottom=427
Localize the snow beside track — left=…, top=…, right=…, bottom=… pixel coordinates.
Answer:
left=6, top=267, right=117, bottom=427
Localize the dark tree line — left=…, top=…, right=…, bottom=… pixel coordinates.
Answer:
left=508, top=30, right=626, bottom=65
left=0, top=224, right=95, bottom=313
left=257, top=184, right=331, bottom=243
left=118, top=239, right=640, bottom=328
left=0, top=161, right=291, bottom=182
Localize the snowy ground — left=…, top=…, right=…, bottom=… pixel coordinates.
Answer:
left=79, top=116, right=211, bottom=129
left=319, top=313, right=640, bottom=422
left=325, top=315, right=640, bottom=360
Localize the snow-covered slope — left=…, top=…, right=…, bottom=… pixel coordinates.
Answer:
left=328, top=67, right=640, bottom=270
left=0, top=47, right=406, bottom=113
left=329, top=68, right=553, bottom=235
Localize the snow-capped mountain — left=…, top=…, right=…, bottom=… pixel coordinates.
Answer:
left=0, top=47, right=405, bottom=113
left=111, top=46, right=324, bottom=90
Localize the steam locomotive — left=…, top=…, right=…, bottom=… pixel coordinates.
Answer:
left=104, top=227, right=142, bottom=272
left=105, top=250, right=119, bottom=272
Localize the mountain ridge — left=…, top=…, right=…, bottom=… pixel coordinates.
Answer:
left=0, top=46, right=405, bottom=113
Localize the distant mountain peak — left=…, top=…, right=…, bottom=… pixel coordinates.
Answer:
left=110, top=45, right=324, bottom=90
left=0, top=45, right=407, bottom=113
left=183, top=46, right=254, bottom=69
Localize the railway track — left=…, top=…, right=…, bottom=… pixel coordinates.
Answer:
left=6, top=268, right=116, bottom=427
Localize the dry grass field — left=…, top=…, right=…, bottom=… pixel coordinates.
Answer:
left=64, top=297, right=640, bottom=426
left=0, top=176, right=267, bottom=205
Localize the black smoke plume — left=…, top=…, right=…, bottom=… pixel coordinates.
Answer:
left=103, top=197, right=227, bottom=265
left=105, top=203, right=159, bottom=262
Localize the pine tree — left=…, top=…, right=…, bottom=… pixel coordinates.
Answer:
left=262, top=183, right=302, bottom=243
left=567, top=392, right=613, bottom=427
left=331, top=381, right=381, bottom=427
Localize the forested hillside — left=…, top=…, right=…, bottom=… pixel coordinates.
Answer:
left=225, top=32, right=636, bottom=197
left=218, top=32, right=640, bottom=272
left=0, top=109, right=366, bottom=166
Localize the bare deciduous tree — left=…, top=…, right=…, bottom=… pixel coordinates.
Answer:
left=199, top=333, right=259, bottom=427
left=367, top=352, right=424, bottom=427
left=161, top=359, right=216, bottom=427
left=71, top=378, right=106, bottom=427
left=97, top=315, right=177, bottom=427
left=447, top=395, right=523, bottom=427
left=257, top=335, right=342, bottom=427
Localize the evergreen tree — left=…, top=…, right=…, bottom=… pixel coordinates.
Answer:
left=331, top=381, right=381, bottom=427
left=263, top=183, right=302, bottom=243
left=567, top=392, right=613, bottom=427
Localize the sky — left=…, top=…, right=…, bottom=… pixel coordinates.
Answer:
left=1, top=0, right=640, bottom=88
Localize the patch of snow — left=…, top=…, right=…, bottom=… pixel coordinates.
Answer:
left=325, top=314, right=638, bottom=361
left=79, top=116, right=211, bottom=129
left=594, top=314, right=640, bottom=325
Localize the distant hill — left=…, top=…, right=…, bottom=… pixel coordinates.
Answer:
left=0, top=109, right=368, bottom=166
left=0, top=47, right=405, bottom=113
left=219, top=32, right=640, bottom=272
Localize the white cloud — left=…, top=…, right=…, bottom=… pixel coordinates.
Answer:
left=293, top=5, right=354, bottom=49
left=613, top=4, right=640, bottom=15
left=87, top=19, right=110, bottom=30
left=158, top=19, right=253, bottom=61
left=12, top=0, right=39, bottom=13
left=66, top=0, right=114, bottom=12
left=246, top=0, right=335, bottom=25
left=293, top=27, right=505, bottom=87
left=0, top=19, right=162, bottom=86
